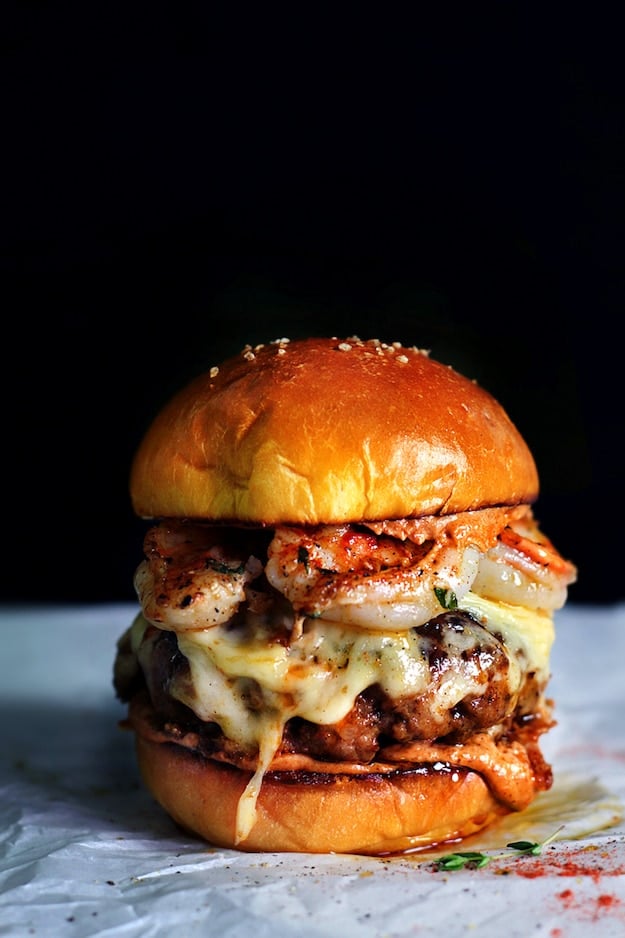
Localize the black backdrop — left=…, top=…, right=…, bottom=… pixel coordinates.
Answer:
left=3, top=6, right=623, bottom=604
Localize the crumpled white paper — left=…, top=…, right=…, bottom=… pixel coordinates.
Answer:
left=1, top=602, right=624, bottom=937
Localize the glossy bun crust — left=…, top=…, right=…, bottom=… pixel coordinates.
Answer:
left=130, top=337, right=538, bottom=524
left=134, top=733, right=509, bottom=855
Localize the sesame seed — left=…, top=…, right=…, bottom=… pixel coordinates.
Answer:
left=210, top=366, right=219, bottom=378
left=338, top=343, right=352, bottom=351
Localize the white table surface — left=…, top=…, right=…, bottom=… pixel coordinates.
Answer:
left=1, top=602, right=624, bottom=937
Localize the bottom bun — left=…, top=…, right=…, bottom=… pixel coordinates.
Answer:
left=134, top=734, right=511, bottom=855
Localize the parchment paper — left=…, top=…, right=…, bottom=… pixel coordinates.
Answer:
left=1, top=602, right=624, bottom=937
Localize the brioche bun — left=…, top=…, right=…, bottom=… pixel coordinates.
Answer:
left=130, top=336, right=538, bottom=524
left=134, top=729, right=507, bottom=855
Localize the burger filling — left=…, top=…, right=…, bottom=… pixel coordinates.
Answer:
left=114, top=505, right=576, bottom=844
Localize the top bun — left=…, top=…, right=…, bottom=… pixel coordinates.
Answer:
left=130, top=336, right=538, bottom=524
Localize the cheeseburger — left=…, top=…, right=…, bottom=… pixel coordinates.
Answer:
left=114, top=336, right=576, bottom=855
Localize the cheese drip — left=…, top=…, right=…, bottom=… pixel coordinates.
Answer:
left=133, top=593, right=554, bottom=843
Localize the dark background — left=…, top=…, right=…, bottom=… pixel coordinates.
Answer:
left=3, top=6, right=623, bottom=605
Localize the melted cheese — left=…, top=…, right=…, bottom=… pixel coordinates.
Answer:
left=462, top=592, right=554, bottom=676
left=133, top=592, right=554, bottom=843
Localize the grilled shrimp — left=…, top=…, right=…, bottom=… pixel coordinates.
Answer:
left=135, top=521, right=263, bottom=631
left=472, top=521, right=577, bottom=611
left=265, top=524, right=481, bottom=630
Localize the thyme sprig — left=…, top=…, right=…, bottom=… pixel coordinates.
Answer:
left=433, top=825, right=565, bottom=871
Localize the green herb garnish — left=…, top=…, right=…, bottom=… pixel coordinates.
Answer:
left=205, top=558, right=246, bottom=575
left=433, top=825, right=565, bottom=871
left=436, top=851, right=491, bottom=870
left=434, top=587, right=458, bottom=610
